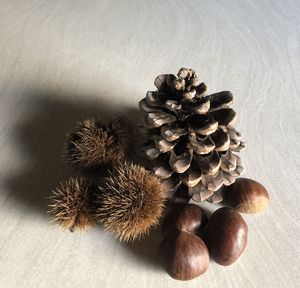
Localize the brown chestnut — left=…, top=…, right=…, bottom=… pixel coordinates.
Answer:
left=162, top=203, right=208, bottom=237
left=159, top=231, right=209, bottom=280
left=226, top=178, right=269, bottom=213
left=206, top=207, right=248, bottom=266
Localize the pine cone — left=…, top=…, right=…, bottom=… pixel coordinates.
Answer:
left=139, top=68, right=246, bottom=203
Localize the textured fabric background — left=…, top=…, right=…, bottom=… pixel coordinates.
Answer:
left=0, top=1, right=299, bottom=287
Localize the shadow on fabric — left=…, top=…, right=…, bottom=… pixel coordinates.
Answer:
left=3, top=89, right=162, bottom=269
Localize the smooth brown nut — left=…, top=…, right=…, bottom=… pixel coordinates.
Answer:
left=206, top=207, right=248, bottom=266
left=162, top=203, right=208, bottom=237
left=159, top=231, right=209, bottom=280
left=226, top=178, right=269, bottom=213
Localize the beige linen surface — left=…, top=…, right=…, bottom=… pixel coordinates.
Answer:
left=0, top=1, right=299, bottom=287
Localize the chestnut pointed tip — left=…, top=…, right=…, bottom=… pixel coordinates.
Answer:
left=162, top=203, right=208, bottom=237
left=226, top=178, right=270, bottom=214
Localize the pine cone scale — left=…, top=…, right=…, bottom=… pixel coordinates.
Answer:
left=154, top=135, right=176, bottom=153
left=154, top=74, right=176, bottom=92
left=210, top=108, right=237, bottom=126
left=169, top=150, right=193, bottom=174
left=184, top=96, right=210, bottom=114
left=208, top=91, right=233, bottom=110
left=194, top=152, right=221, bottom=176
left=161, top=124, right=187, bottom=142
left=211, top=129, right=230, bottom=151
left=153, top=162, right=174, bottom=179
left=188, top=134, right=215, bottom=154
left=188, top=114, right=218, bottom=136
left=179, top=165, right=202, bottom=187
left=144, top=112, right=177, bottom=128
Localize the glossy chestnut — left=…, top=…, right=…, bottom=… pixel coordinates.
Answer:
left=159, top=231, right=210, bottom=280
left=205, top=207, right=248, bottom=266
left=226, top=178, right=269, bottom=213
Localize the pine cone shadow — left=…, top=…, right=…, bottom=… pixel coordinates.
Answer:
left=3, top=90, right=142, bottom=219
